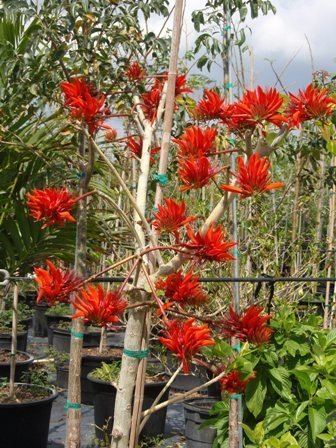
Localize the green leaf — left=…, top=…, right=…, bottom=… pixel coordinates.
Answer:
left=245, top=376, right=267, bottom=418
left=269, top=367, right=292, bottom=400
left=308, top=407, right=327, bottom=442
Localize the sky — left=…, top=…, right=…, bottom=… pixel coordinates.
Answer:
left=164, top=0, right=336, bottom=90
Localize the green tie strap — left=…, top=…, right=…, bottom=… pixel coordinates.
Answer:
left=65, top=400, right=81, bottom=410
left=123, top=348, right=149, bottom=359
left=230, top=393, right=242, bottom=400
left=232, top=343, right=241, bottom=352
left=153, top=173, right=168, bottom=186
left=71, top=329, right=84, bottom=339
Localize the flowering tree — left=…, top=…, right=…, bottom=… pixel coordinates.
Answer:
left=15, top=1, right=336, bottom=447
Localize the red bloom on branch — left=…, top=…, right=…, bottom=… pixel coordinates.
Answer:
left=221, top=153, right=284, bottom=198
left=34, top=260, right=81, bottom=306
left=72, top=285, right=127, bottom=327
left=141, top=87, right=162, bottom=121
left=105, top=128, right=118, bottom=142
left=178, top=157, right=221, bottom=191
left=152, top=198, right=196, bottom=237
left=173, top=126, right=218, bottom=158
left=159, top=318, right=215, bottom=373
left=174, top=74, right=193, bottom=96
left=232, top=86, right=285, bottom=128
left=156, top=271, right=208, bottom=307
left=60, top=78, right=109, bottom=134
left=219, top=370, right=255, bottom=394
left=194, top=89, right=225, bottom=120
left=287, top=84, right=336, bottom=126
left=27, top=188, right=79, bottom=228
left=185, top=224, right=236, bottom=263
left=221, top=305, right=273, bottom=344
left=125, top=136, right=160, bottom=161
left=126, top=62, right=146, bottom=81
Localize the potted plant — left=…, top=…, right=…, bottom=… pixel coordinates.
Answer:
left=0, top=302, right=33, bottom=351
left=45, top=303, right=72, bottom=345
left=0, top=285, right=58, bottom=448
left=183, top=397, right=218, bottom=448
left=88, top=361, right=171, bottom=442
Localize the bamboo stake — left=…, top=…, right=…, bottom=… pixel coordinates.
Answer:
left=9, top=284, right=18, bottom=399
left=323, top=155, right=336, bottom=328
left=312, top=155, right=325, bottom=292
left=154, top=0, right=185, bottom=208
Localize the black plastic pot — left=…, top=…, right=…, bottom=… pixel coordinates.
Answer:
left=46, top=314, right=71, bottom=345
left=51, top=326, right=124, bottom=353
left=20, top=317, right=33, bottom=331
left=183, top=398, right=217, bottom=448
left=55, top=362, right=69, bottom=389
left=33, top=303, right=49, bottom=337
left=0, top=330, right=28, bottom=352
left=88, top=373, right=170, bottom=441
left=0, top=383, right=58, bottom=448
left=0, top=350, right=34, bottom=382
left=24, top=290, right=38, bottom=307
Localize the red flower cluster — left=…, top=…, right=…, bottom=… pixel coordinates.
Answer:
left=221, top=305, right=273, bottom=344
left=219, top=370, right=255, bottom=394
left=126, top=62, right=146, bottom=82
left=287, top=84, right=336, bottom=126
left=34, top=260, right=81, bottom=306
left=152, top=198, right=195, bottom=238
left=27, top=188, right=78, bottom=228
left=178, top=157, right=221, bottom=191
left=60, top=78, right=109, bottom=134
left=185, top=224, right=236, bottom=263
left=156, top=271, right=208, bottom=307
left=194, top=89, right=225, bottom=120
left=232, top=86, right=285, bottom=128
left=159, top=318, right=215, bottom=373
left=72, top=285, right=127, bottom=327
left=221, top=153, right=284, bottom=198
left=174, top=126, right=218, bottom=158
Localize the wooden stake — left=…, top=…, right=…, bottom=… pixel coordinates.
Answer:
left=9, top=284, right=18, bottom=399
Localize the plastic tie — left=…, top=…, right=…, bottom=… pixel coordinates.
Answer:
left=152, top=206, right=159, bottom=213
left=230, top=393, right=242, bottom=400
left=224, top=25, right=231, bottom=31
left=153, top=173, right=168, bottom=186
left=224, top=82, right=234, bottom=90
left=65, top=400, right=81, bottom=410
left=123, top=348, right=149, bottom=359
left=71, top=329, right=84, bottom=339
left=232, top=343, right=241, bottom=352
left=227, top=137, right=235, bottom=146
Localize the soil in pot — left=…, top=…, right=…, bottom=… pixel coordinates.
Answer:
left=46, top=315, right=71, bottom=345
left=0, top=383, right=58, bottom=448
left=0, top=349, right=34, bottom=381
left=183, top=398, right=218, bottom=448
left=33, top=303, right=49, bottom=337
left=0, top=330, right=28, bottom=352
left=88, top=365, right=170, bottom=441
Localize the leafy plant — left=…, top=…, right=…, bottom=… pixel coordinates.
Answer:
left=90, top=362, right=121, bottom=384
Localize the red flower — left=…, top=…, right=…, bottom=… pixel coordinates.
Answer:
left=159, top=318, right=215, bottom=373
left=221, top=305, right=273, bottom=344
left=27, top=188, right=78, bottom=228
left=126, top=62, right=146, bottom=81
left=221, top=153, right=284, bottom=198
left=34, top=260, right=81, bottom=306
left=173, top=126, right=218, bottom=158
left=152, top=198, right=195, bottom=237
left=72, top=285, right=127, bottom=327
left=125, top=136, right=160, bottom=161
left=185, top=224, right=236, bottom=263
left=194, top=89, right=225, bottom=120
left=287, top=84, right=336, bottom=126
left=219, top=370, right=255, bottom=394
left=232, top=86, right=285, bottom=128
left=60, top=78, right=109, bottom=134
left=175, top=74, right=193, bottom=96
left=141, top=87, right=162, bottom=121
left=105, top=128, right=118, bottom=142
left=178, top=157, right=221, bottom=191
left=156, top=271, right=208, bottom=307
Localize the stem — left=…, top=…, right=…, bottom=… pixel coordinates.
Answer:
left=99, top=327, right=106, bottom=355
left=9, top=284, right=18, bottom=399
left=139, top=364, right=182, bottom=432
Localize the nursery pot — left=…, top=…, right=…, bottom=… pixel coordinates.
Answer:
left=0, top=330, right=28, bottom=352
left=55, top=362, right=69, bottom=389
left=51, top=325, right=123, bottom=353
left=24, top=290, right=37, bottom=307
left=46, top=314, right=71, bottom=345
left=33, top=303, right=48, bottom=337
left=88, top=373, right=170, bottom=441
left=183, top=398, right=217, bottom=448
left=0, top=383, right=58, bottom=448
left=0, top=350, right=34, bottom=381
